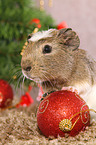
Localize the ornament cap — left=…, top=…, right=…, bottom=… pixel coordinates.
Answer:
left=59, top=119, right=72, bottom=132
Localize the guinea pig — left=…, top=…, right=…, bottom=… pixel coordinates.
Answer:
left=21, top=28, right=96, bottom=121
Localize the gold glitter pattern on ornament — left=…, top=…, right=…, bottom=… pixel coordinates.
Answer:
left=75, top=93, right=85, bottom=103
left=59, top=119, right=72, bottom=132
left=80, top=104, right=90, bottom=124
left=38, top=100, right=49, bottom=114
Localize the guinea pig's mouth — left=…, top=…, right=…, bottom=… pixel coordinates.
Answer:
left=22, top=70, right=42, bottom=83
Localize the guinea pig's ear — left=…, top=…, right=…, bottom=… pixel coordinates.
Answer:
left=57, top=28, right=80, bottom=51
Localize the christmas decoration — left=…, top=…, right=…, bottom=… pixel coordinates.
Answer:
left=37, top=84, right=44, bottom=101
left=39, top=0, right=53, bottom=10
left=48, top=0, right=53, bottom=7
left=30, top=18, right=40, bottom=24
left=21, top=27, right=39, bottom=56
left=0, top=0, right=55, bottom=86
left=16, top=86, right=34, bottom=107
left=39, top=0, right=44, bottom=10
left=29, top=18, right=41, bottom=28
left=57, top=21, right=68, bottom=30
left=16, top=92, right=34, bottom=107
left=37, top=90, right=90, bottom=138
left=0, top=79, right=13, bottom=108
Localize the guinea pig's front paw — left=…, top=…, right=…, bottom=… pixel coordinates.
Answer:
left=62, top=86, right=79, bottom=94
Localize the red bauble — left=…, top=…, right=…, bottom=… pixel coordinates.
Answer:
left=57, top=21, right=68, bottom=30
left=31, top=18, right=40, bottom=24
left=29, top=18, right=40, bottom=25
left=0, top=79, right=13, bottom=108
left=16, top=92, right=34, bottom=107
left=37, top=90, right=90, bottom=138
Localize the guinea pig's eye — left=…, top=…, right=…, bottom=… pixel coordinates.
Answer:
left=43, top=45, right=52, bottom=54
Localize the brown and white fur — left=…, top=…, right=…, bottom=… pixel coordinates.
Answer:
left=21, top=28, right=96, bottom=122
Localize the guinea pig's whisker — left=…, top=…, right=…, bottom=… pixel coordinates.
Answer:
left=11, top=67, right=22, bottom=79
left=44, top=80, right=47, bottom=92
left=8, top=68, right=22, bottom=84
left=42, top=70, right=56, bottom=85
left=13, top=70, right=22, bottom=78
left=35, top=77, right=41, bottom=84
left=10, top=66, right=22, bottom=75
left=42, top=73, right=54, bottom=88
left=40, top=75, right=47, bottom=91
left=10, top=64, right=21, bottom=70
left=15, top=74, right=23, bottom=91
left=39, top=78, right=42, bottom=84
left=20, top=75, right=25, bottom=95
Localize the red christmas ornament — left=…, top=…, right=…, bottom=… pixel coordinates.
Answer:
left=37, top=24, right=41, bottom=28
left=57, top=21, right=68, bottom=30
left=29, top=18, right=41, bottom=28
left=16, top=92, right=34, bottom=107
left=0, top=79, right=13, bottom=108
left=37, top=90, right=90, bottom=138
left=31, top=18, right=40, bottom=24
left=37, top=84, right=44, bottom=101
left=16, top=85, right=34, bottom=107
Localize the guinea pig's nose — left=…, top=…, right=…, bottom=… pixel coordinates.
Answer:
left=24, top=66, right=32, bottom=72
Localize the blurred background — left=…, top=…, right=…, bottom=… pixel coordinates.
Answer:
left=35, top=0, right=96, bottom=59
left=0, top=0, right=96, bottom=106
